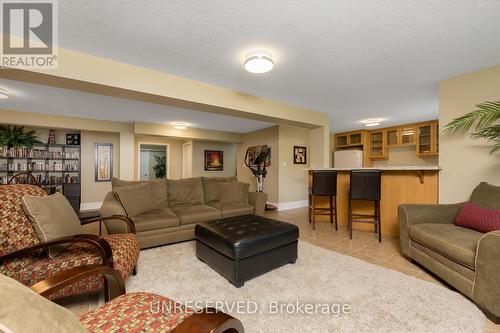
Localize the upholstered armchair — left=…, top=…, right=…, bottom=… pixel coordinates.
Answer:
left=0, top=184, right=140, bottom=301
left=1, top=265, right=244, bottom=333
left=399, top=182, right=500, bottom=322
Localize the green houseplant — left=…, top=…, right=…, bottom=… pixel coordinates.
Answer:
left=444, top=100, right=500, bottom=155
left=0, top=125, right=41, bottom=148
left=153, top=154, right=166, bottom=179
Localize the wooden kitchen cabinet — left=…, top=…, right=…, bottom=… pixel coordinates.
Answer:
left=368, top=130, right=387, bottom=159
left=335, top=131, right=365, bottom=148
left=386, top=126, right=416, bottom=147
left=416, top=121, right=438, bottom=156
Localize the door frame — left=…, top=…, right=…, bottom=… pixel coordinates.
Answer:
left=137, top=141, right=170, bottom=180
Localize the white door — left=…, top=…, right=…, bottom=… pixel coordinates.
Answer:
left=140, top=151, right=149, bottom=180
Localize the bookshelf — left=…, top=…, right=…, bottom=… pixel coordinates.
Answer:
left=0, top=143, right=81, bottom=212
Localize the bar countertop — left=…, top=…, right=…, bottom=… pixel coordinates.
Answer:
left=309, top=165, right=441, bottom=171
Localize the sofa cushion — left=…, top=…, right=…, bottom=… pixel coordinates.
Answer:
left=114, top=183, right=159, bottom=218
left=112, top=178, right=169, bottom=208
left=219, top=182, right=243, bottom=204
left=455, top=202, right=500, bottom=233
left=209, top=202, right=254, bottom=218
left=409, top=223, right=483, bottom=269
left=172, top=205, right=221, bottom=225
left=131, top=208, right=180, bottom=232
left=201, top=176, right=237, bottom=203
left=470, top=182, right=500, bottom=209
left=22, top=192, right=83, bottom=258
left=168, top=177, right=205, bottom=207
left=0, top=273, right=87, bottom=333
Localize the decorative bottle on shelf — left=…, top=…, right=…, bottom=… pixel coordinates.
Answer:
left=65, top=174, right=70, bottom=184
left=48, top=130, right=56, bottom=144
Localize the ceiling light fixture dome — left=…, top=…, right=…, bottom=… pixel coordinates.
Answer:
left=0, top=88, right=8, bottom=99
left=244, top=51, right=274, bottom=74
left=172, top=121, right=188, bottom=130
left=363, top=118, right=383, bottom=127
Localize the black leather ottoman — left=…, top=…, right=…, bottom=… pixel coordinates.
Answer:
left=195, top=215, right=299, bottom=287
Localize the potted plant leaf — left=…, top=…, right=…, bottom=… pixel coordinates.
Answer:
left=153, top=154, right=166, bottom=179
left=444, top=100, right=500, bottom=155
left=0, top=125, right=41, bottom=148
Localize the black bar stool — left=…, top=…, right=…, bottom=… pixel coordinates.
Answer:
left=348, top=169, right=382, bottom=242
left=309, top=171, right=337, bottom=230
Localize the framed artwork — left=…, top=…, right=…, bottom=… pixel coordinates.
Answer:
left=247, top=145, right=271, bottom=167
left=204, top=150, right=223, bottom=171
left=95, top=143, right=113, bottom=182
left=293, top=146, right=307, bottom=164
left=66, top=133, right=80, bottom=145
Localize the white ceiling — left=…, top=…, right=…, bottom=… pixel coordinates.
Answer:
left=0, top=79, right=274, bottom=133
left=5, top=1, right=500, bottom=132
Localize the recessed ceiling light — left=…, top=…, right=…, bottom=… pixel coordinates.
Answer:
left=172, top=121, right=188, bottom=130
left=244, top=51, right=274, bottom=74
left=0, top=89, right=9, bottom=99
left=363, top=118, right=383, bottom=127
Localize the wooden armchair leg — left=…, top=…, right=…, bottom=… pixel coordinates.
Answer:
left=133, top=265, right=138, bottom=276
left=172, top=308, right=244, bottom=333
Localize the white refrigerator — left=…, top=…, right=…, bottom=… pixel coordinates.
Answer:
left=334, top=150, right=363, bottom=168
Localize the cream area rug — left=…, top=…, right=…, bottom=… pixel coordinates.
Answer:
left=126, top=241, right=485, bottom=333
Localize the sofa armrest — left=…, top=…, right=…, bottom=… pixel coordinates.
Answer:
left=473, top=231, right=500, bottom=319
left=248, top=191, right=268, bottom=216
left=398, top=202, right=464, bottom=256
left=100, top=192, right=129, bottom=234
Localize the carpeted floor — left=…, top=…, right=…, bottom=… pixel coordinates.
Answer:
left=126, top=241, right=485, bottom=333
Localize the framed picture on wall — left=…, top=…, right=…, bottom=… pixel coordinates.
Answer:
left=293, top=146, right=307, bottom=164
left=204, top=150, right=223, bottom=171
left=95, top=143, right=113, bottom=182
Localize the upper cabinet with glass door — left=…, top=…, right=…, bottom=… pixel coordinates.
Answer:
left=335, top=130, right=365, bottom=148
left=386, top=126, right=416, bottom=147
left=416, top=121, right=439, bottom=157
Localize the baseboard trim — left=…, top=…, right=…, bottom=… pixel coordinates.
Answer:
left=80, top=202, right=102, bottom=212
left=268, top=200, right=308, bottom=211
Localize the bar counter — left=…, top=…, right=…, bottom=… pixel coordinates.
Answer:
left=309, top=166, right=440, bottom=237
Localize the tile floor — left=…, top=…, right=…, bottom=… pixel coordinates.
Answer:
left=57, top=208, right=498, bottom=332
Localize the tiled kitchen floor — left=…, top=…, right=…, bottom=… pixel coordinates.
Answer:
left=57, top=208, right=498, bottom=332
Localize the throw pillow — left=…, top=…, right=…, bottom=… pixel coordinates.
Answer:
left=219, top=182, right=244, bottom=204
left=22, top=192, right=83, bottom=258
left=114, top=183, right=159, bottom=218
left=112, top=178, right=169, bottom=208
left=455, top=202, right=500, bottom=233
left=0, top=273, right=87, bottom=333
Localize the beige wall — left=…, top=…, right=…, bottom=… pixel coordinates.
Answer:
left=237, top=126, right=279, bottom=203
left=372, top=146, right=438, bottom=167
left=80, top=131, right=120, bottom=205
left=191, top=141, right=237, bottom=177
left=134, top=135, right=183, bottom=180
left=278, top=126, right=310, bottom=203
left=439, top=65, right=500, bottom=203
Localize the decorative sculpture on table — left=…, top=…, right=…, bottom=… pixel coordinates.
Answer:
left=244, top=145, right=271, bottom=192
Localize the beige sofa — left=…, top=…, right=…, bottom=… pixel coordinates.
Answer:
left=101, top=176, right=267, bottom=249
left=399, top=182, right=499, bottom=321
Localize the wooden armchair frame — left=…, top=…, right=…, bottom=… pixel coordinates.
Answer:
left=0, top=215, right=137, bottom=301
left=29, top=265, right=245, bottom=333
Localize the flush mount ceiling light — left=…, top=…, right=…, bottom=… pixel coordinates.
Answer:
left=244, top=51, right=274, bottom=74
left=0, top=88, right=8, bottom=99
left=363, top=118, right=383, bottom=127
left=172, top=122, right=188, bottom=130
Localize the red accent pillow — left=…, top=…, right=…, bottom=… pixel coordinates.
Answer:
left=455, top=202, right=500, bottom=233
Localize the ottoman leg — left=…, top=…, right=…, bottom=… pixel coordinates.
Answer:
left=290, top=259, right=297, bottom=264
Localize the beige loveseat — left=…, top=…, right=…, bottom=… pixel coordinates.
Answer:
left=399, top=182, right=499, bottom=321
left=101, top=176, right=267, bottom=249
